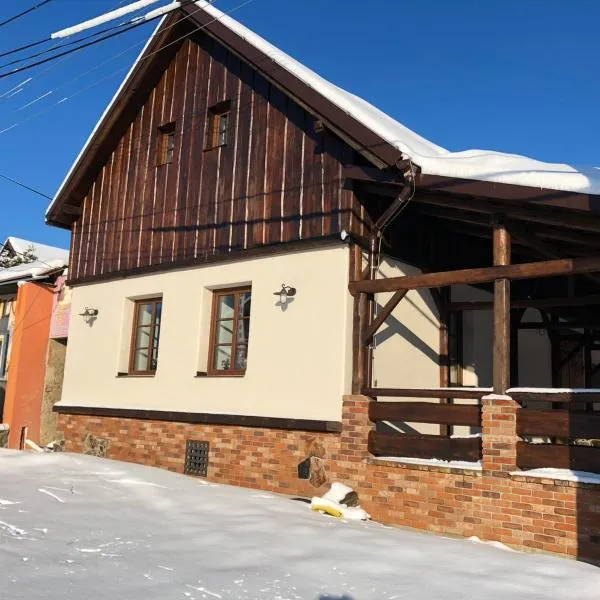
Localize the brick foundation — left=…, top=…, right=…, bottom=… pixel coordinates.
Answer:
left=57, top=395, right=600, bottom=563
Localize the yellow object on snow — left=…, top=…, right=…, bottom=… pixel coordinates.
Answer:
left=311, top=502, right=343, bottom=518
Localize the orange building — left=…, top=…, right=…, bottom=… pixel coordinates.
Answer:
left=0, top=237, right=68, bottom=448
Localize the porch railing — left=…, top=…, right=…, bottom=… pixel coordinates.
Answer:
left=366, top=388, right=484, bottom=462
left=515, top=391, right=600, bottom=473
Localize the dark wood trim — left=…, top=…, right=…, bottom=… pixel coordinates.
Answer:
left=369, top=401, right=481, bottom=427
left=67, top=237, right=344, bottom=287
left=517, top=408, right=600, bottom=438
left=417, top=173, right=600, bottom=214
left=439, top=287, right=450, bottom=436
left=349, top=254, right=600, bottom=295
left=363, top=387, right=489, bottom=399
left=450, top=293, right=600, bottom=311
left=53, top=404, right=342, bottom=433
left=207, top=286, right=251, bottom=376
left=350, top=243, right=364, bottom=394
left=509, top=390, right=600, bottom=404
left=493, top=224, right=511, bottom=394
left=343, top=165, right=403, bottom=185
left=517, top=441, right=600, bottom=472
left=363, top=289, right=408, bottom=347
left=368, top=430, right=481, bottom=461
left=415, top=194, right=600, bottom=234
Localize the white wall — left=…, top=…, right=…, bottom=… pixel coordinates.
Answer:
left=452, top=286, right=552, bottom=387
left=59, top=246, right=353, bottom=422
left=372, top=257, right=440, bottom=392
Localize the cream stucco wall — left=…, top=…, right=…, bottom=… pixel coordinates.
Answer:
left=58, top=246, right=353, bottom=422
left=371, top=257, right=440, bottom=392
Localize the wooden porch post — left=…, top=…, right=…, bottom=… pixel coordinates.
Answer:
left=439, top=287, right=451, bottom=436
left=493, top=222, right=511, bottom=394
left=350, top=244, right=367, bottom=394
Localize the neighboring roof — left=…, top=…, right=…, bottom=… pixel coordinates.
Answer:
left=47, top=1, right=600, bottom=225
left=0, top=237, right=68, bottom=284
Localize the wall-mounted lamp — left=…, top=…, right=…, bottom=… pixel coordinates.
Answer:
left=273, top=284, right=296, bottom=306
left=79, top=307, right=99, bottom=326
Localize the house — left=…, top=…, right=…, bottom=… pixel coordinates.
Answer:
left=47, top=2, right=600, bottom=560
left=0, top=237, right=69, bottom=448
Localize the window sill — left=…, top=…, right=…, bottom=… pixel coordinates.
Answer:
left=203, top=144, right=227, bottom=152
left=117, top=372, right=156, bottom=378
left=196, top=371, right=245, bottom=378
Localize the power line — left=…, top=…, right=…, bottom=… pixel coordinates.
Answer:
left=0, top=0, right=199, bottom=78
left=0, top=0, right=53, bottom=29
left=0, top=1, right=171, bottom=68
left=0, top=173, right=53, bottom=200
left=0, top=0, right=253, bottom=136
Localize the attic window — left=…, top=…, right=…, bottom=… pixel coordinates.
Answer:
left=205, top=101, right=231, bottom=150
left=157, top=122, right=176, bottom=165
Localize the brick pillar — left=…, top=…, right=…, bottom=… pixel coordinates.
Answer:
left=481, top=394, right=519, bottom=474
left=335, top=395, right=374, bottom=483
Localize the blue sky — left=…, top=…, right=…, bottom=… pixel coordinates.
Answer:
left=0, top=0, right=598, bottom=250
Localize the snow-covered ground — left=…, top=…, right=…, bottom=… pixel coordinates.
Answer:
left=0, top=451, right=598, bottom=599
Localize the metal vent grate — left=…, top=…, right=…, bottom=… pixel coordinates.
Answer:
left=184, top=440, right=209, bottom=477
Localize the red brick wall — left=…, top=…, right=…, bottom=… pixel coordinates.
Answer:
left=57, top=394, right=600, bottom=563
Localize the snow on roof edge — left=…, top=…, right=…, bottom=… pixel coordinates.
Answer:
left=48, top=1, right=600, bottom=219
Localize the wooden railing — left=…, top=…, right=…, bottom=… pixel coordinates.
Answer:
left=516, top=392, right=600, bottom=473
left=367, top=393, right=482, bottom=462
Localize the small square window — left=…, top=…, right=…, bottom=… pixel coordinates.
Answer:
left=205, top=101, right=231, bottom=150
left=208, top=287, right=251, bottom=375
left=157, top=122, right=176, bottom=166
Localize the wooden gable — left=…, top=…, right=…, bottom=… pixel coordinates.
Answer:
left=68, top=24, right=370, bottom=283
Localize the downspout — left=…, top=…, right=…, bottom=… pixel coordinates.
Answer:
left=365, top=158, right=420, bottom=389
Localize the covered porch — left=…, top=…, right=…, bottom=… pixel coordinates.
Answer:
left=347, top=165, right=600, bottom=473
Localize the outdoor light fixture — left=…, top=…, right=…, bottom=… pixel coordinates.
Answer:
left=274, top=284, right=296, bottom=305
left=79, top=307, right=99, bottom=325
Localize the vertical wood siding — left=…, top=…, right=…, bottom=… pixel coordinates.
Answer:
left=71, top=33, right=369, bottom=281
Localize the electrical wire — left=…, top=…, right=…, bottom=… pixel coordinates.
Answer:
left=0, top=173, right=53, bottom=200
left=0, top=0, right=254, bottom=136
left=11, top=0, right=217, bottom=113
left=0, top=0, right=199, bottom=76
left=0, top=0, right=53, bottom=29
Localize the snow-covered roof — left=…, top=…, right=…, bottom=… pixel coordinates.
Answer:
left=47, top=1, right=600, bottom=220
left=0, top=237, right=68, bottom=284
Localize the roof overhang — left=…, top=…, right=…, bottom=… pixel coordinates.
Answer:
left=47, top=3, right=600, bottom=229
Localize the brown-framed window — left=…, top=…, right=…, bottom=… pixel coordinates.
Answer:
left=208, top=287, right=251, bottom=375
left=157, top=122, right=176, bottom=165
left=205, top=101, right=231, bottom=150
left=129, top=298, right=162, bottom=375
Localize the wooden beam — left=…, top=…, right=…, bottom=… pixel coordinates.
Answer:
left=343, top=165, right=403, bottom=185
left=414, top=194, right=600, bottom=234
left=363, top=289, right=408, bottom=346
left=509, top=390, right=600, bottom=403
left=369, top=401, right=481, bottom=427
left=417, top=203, right=600, bottom=248
left=349, top=255, right=600, bottom=295
left=62, top=204, right=83, bottom=217
left=363, top=387, right=489, bottom=399
left=517, top=409, right=600, bottom=438
left=368, top=431, right=481, bottom=461
left=439, top=288, right=451, bottom=436
left=493, top=224, right=511, bottom=394
left=517, top=442, right=600, bottom=472
left=450, top=293, right=600, bottom=311
left=350, top=244, right=366, bottom=394
left=509, top=223, right=600, bottom=287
